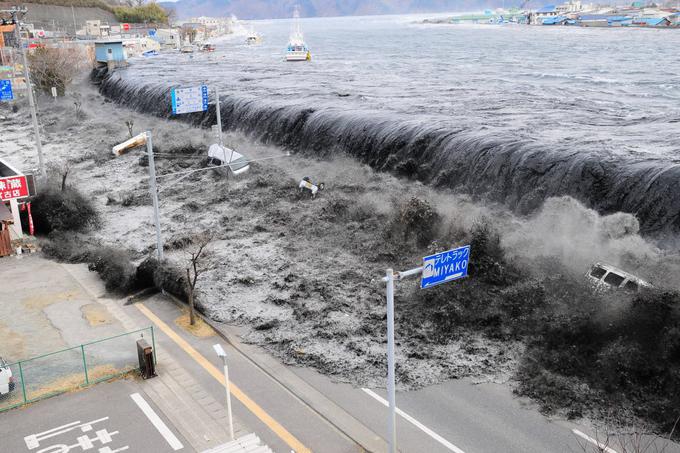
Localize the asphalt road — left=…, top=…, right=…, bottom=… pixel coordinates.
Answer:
left=126, top=296, right=680, bottom=453
left=0, top=379, right=192, bottom=453
left=130, top=295, right=361, bottom=453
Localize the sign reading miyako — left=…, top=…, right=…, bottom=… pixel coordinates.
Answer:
left=0, top=175, right=29, bottom=200
left=421, top=245, right=470, bottom=289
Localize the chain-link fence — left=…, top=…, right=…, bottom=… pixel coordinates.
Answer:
left=0, top=327, right=155, bottom=412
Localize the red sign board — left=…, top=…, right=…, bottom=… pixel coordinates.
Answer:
left=0, top=175, right=29, bottom=201
left=122, top=23, right=130, bottom=31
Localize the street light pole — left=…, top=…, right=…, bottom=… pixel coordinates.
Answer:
left=385, top=268, right=397, bottom=453
left=10, top=8, right=46, bottom=177
left=145, top=131, right=164, bottom=260
left=213, top=344, right=234, bottom=441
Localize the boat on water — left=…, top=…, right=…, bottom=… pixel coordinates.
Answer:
left=246, top=26, right=262, bottom=45
left=200, top=43, right=216, bottom=52
left=180, top=43, right=194, bottom=53
left=286, top=8, right=311, bottom=61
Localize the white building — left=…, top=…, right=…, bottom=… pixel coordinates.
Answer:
left=154, top=28, right=181, bottom=49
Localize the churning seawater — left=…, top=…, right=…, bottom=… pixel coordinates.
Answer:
left=97, top=15, right=680, bottom=234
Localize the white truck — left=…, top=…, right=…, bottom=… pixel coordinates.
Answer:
left=0, top=357, right=15, bottom=397
left=586, top=262, right=652, bottom=292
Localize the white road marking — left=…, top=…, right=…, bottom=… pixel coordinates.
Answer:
left=130, top=393, right=184, bottom=451
left=572, top=429, right=619, bottom=453
left=362, top=388, right=466, bottom=453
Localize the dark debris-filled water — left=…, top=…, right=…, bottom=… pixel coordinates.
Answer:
left=96, top=15, right=680, bottom=235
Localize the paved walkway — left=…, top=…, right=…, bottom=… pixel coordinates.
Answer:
left=63, top=261, right=247, bottom=452
left=0, top=254, right=249, bottom=452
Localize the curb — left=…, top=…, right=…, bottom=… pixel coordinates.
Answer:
left=162, top=293, right=388, bottom=453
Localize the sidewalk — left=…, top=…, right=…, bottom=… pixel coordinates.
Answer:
left=0, top=254, right=254, bottom=452
left=63, top=262, right=250, bottom=452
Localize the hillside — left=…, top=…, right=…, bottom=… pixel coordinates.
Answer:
left=159, top=0, right=502, bottom=20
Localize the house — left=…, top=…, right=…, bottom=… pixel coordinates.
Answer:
left=94, top=40, right=126, bottom=68
left=533, top=5, right=559, bottom=23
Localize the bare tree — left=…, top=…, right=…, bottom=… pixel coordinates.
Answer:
left=185, top=235, right=211, bottom=326
left=47, top=160, right=72, bottom=191
left=28, top=47, right=86, bottom=96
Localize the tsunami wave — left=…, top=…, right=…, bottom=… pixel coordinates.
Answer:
left=93, top=68, right=680, bottom=236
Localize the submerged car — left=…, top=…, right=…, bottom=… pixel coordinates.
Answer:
left=207, top=144, right=250, bottom=175
left=586, top=262, right=652, bottom=292
left=0, top=357, right=15, bottom=397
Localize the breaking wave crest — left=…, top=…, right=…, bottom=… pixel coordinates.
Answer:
left=94, top=68, right=680, bottom=235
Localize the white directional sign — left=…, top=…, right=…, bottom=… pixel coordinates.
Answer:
left=421, top=245, right=470, bottom=289
left=170, top=85, right=208, bottom=115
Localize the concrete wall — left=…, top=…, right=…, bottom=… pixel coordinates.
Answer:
left=0, top=3, right=118, bottom=35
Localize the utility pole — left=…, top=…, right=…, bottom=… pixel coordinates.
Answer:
left=145, top=131, right=164, bottom=260
left=8, top=7, right=46, bottom=177
left=71, top=5, right=77, bottom=36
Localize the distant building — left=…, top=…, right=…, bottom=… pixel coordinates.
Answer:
left=556, top=0, right=584, bottom=13
left=154, top=28, right=181, bottom=49
left=0, top=24, right=16, bottom=49
left=632, top=16, right=671, bottom=25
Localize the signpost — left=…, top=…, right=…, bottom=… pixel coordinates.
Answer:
left=0, top=79, right=13, bottom=101
left=170, top=85, right=209, bottom=115
left=382, top=244, right=471, bottom=453
left=171, top=85, right=229, bottom=171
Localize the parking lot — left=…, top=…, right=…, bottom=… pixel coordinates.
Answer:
left=0, top=379, right=192, bottom=453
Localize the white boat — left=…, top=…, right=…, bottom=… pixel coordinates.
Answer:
left=286, top=8, right=311, bottom=61
left=180, top=43, right=194, bottom=53
left=246, top=27, right=262, bottom=45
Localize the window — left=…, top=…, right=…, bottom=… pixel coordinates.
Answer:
left=590, top=266, right=607, bottom=279
left=623, top=280, right=639, bottom=292
left=603, top=272, right=625, bottom=287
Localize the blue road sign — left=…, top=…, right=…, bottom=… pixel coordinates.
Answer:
left=171, top=85, right=209, bottom=115
left=421, top=245, right=470, bottom=289
left=0, top=80, right=13, bottom=102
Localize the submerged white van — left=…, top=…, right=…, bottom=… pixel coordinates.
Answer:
left=586, top=262, right=652, bottom=292
left=0, top=357, right=15, bottom=396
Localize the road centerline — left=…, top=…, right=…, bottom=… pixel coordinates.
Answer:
left=135, top=302, right=311, bottom=453
left=130, top=392, right=184, bottom=451
left=362, top=387, right=466, bottom=453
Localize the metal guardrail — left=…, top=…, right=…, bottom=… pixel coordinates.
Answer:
left=0, top=326, right=155, bottom=412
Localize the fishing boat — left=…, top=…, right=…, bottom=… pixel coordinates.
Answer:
left=200, top=43, right=216, bottom=52
left=246, top=27, right=262, bottom=45
left=180, top=43, right=194, bottom=53
left=286, top=8, right=311, bottom=61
